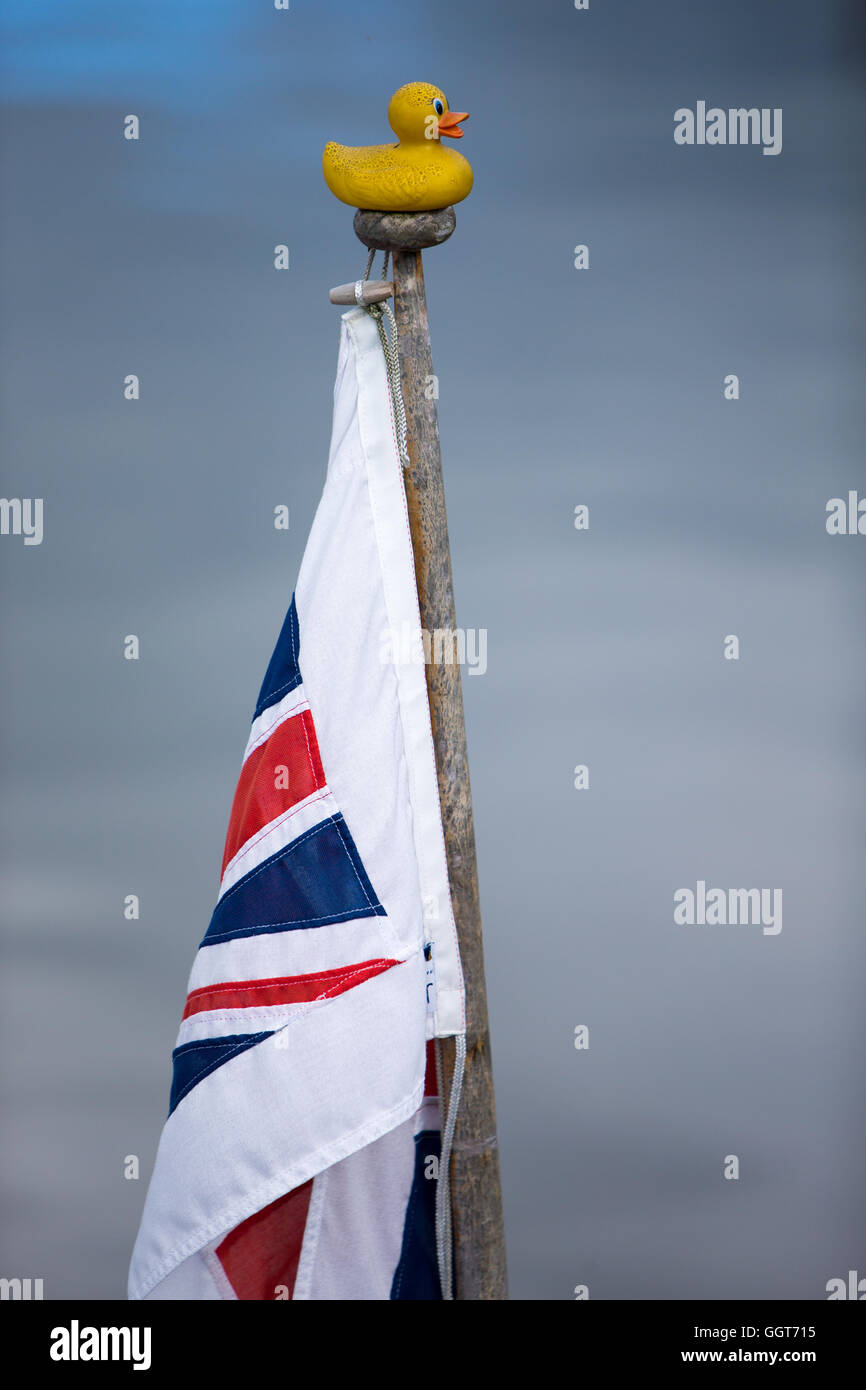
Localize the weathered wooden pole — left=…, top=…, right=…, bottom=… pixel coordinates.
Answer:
left=353, top=206, right=508, bottom=1301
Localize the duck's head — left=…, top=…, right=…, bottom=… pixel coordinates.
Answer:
left=387, top=82, right=469, bottom=145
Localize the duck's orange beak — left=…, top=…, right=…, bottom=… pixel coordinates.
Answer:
left=438, top=111, right=469, bottom=139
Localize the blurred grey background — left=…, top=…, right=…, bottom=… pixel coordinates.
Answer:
left=1, top=0, right=864, bottom=1299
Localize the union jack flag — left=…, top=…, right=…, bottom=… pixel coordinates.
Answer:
left=129, top=310, right=464, bottom=1300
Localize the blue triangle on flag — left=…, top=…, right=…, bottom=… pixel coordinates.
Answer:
left=389, top=1130, right=443, bottom=1300
left=169, top=1031, right=274, bottom=1116
left=253, top=595, right=301, bottom=720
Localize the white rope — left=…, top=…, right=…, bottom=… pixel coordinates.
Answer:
left=367, top=301, right=410, bottom=469
left=435, top=1031, right=466, bottom=1300
left=358, top=248, right=410, bottom=468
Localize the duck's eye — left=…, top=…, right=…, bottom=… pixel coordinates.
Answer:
left=433, top=99, right=444, bottom=116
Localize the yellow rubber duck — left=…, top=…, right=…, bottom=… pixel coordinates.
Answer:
left=323, top=82, right=472, bottom=212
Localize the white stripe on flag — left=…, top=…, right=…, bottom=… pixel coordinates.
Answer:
left=217, top=788, right=339, bottom=901
left=243, top=685, right=311, bottom=765
left=186, top=913, right=407, bottom=996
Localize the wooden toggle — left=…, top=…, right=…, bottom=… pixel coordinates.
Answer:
left=328, top=279, right=394, bottom=306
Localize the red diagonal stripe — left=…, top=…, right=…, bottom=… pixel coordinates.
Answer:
left=221, top=708, right=326, bottom=874
left=182, top=957, right=399, bottom=1020
left=217, top=1180, right=313, bottom=1301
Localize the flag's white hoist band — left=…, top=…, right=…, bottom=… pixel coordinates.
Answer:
left=128, top=307, right=466, bottom=1302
